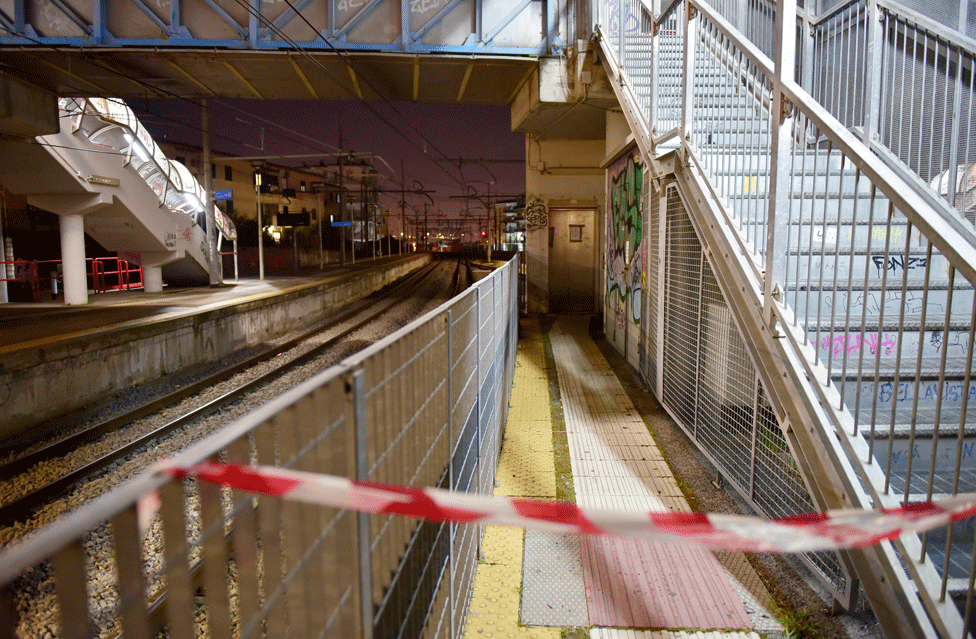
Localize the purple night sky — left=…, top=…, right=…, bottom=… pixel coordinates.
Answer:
left=129, top=98, right=526, bottom=235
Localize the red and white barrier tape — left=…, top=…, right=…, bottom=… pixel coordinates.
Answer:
left=145, top=460, right=976, bottom=553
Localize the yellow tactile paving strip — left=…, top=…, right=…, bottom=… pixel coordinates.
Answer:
left=464, top=327, right=559, bottom=639
left=464, top=318, right=776, bottom=639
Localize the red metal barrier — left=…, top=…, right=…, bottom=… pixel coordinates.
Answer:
left=87, top=257, right=144, bottom=293
left=0, top=257, right=144, bottom=301
left=0, top=260, right=41, bottom=300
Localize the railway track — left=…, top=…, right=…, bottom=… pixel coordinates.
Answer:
left=0, top=258, right=457, bottom=530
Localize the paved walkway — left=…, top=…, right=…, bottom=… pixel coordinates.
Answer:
left=464, top=317, right=783, bottom=639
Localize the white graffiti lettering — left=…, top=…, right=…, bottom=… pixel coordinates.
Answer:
left=410, top=0, right=445, bottom=13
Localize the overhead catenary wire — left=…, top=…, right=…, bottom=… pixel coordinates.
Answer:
left=220, top=0, right=473, bottom=193
left=0, top=17, right=522, bottom=228
left=0, top=24, right=344, bottom=161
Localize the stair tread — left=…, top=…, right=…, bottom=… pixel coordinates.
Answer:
left=829, top=355, right=973, bottom=379
left=786, top=278, right=972, bottom=291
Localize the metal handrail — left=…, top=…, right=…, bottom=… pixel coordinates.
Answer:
left=595, top=0, right=976, bottom=632
left=659, top=0, right=683, bottom=21
left=817, top=0, right=976, bottom=51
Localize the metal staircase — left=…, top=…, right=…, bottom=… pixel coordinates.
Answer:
left=594, top=0, right=976, bottom=636
left=0, top=97, right=236, bottom=284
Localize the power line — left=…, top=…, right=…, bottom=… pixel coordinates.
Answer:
left=0, top=23, right=344, bottom=161
left=0, top=20, right=522, bottom=218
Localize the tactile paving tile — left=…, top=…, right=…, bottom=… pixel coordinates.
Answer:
left=464, top=320, right=561, bottom=639
left=589, top=629, right=764, bottom=639
left=550, top=319, right=753, bottom=633
left=519, top=531, right=588, bottom=627
left=481, top=525, right=524, bottom=566
left=494, top=442, right=557, bottom=498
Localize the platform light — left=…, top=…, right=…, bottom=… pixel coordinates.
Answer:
left=185, top=193, right=205, bottom=212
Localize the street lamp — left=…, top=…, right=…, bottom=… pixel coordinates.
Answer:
left=254, top=169, right=264, bottom=280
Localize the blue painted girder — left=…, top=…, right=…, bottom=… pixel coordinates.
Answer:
left=0, top=0, right=562, bottom=54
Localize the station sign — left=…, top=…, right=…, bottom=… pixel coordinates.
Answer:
left=214, top=189, right=233, bottom=200
left=332, top=221, right=353, bottom=227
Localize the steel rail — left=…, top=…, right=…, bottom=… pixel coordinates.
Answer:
left=0, top=259, right=448, bottom=527
left=0, top=261, right=437, bottom=484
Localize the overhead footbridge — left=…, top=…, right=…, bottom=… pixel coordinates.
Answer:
left=0, top=97, right=237, bottom=301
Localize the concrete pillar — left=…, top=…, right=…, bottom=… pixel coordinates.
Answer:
left=143, top=265, right=163, bottom=293
left=59, top=214, right=88, bottom=305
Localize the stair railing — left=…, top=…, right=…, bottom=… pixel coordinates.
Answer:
left=804, top=0, right=976, bottom=229
left=594, top=0, right=976, bottom=635
left=645, top=0, right=976, bottom=229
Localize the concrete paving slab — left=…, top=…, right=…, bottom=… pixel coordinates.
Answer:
left=520, top=531, right=588, bottom=627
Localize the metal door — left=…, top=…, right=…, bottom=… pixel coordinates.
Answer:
left=548, top=208, right=598, bottom=312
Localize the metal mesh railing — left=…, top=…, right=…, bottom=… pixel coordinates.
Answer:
left=0, top=258, right=519, bottom=639
left=660, top=184, right=851, bottom=599
left=662, top=188, right=703, bottom=432
left=645, top=186, right=661, bottom=389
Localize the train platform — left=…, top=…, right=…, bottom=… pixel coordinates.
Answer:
left=0, top=253, right=428, bottom=443
left=0, top=254, right=414, bottom=352
left=464, top=316, right=784, bottom=639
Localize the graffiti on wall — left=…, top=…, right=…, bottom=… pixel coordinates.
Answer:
left=525, top=198, right=548, bottom=230
left=606, top=149, right=644, bottom=325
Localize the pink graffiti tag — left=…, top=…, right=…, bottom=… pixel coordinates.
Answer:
left=819, top=333, right=897, bottom=356
left=864, top=332, right=898, bottom=356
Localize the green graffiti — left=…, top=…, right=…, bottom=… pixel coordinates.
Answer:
left=607, top=152, right=643, bottom=325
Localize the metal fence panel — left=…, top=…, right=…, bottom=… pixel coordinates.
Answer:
left=659, top=184, right=852, bottom=599
left=0, top=257, right=520, bottom=639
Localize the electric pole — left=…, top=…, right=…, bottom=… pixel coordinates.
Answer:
left=400, top=159, right=406, bottom=255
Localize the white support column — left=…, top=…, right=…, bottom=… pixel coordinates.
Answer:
left=59, top=214, right=88, bottom=305
left=143, top=265, right=163, bottom=293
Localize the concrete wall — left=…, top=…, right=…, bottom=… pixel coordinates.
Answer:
left=0, top=254, right=430, bottom=443
left=524, top=137, right=606, bottom=313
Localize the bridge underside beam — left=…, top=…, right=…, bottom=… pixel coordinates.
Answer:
left=0, top=50, right=537, bottom=103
